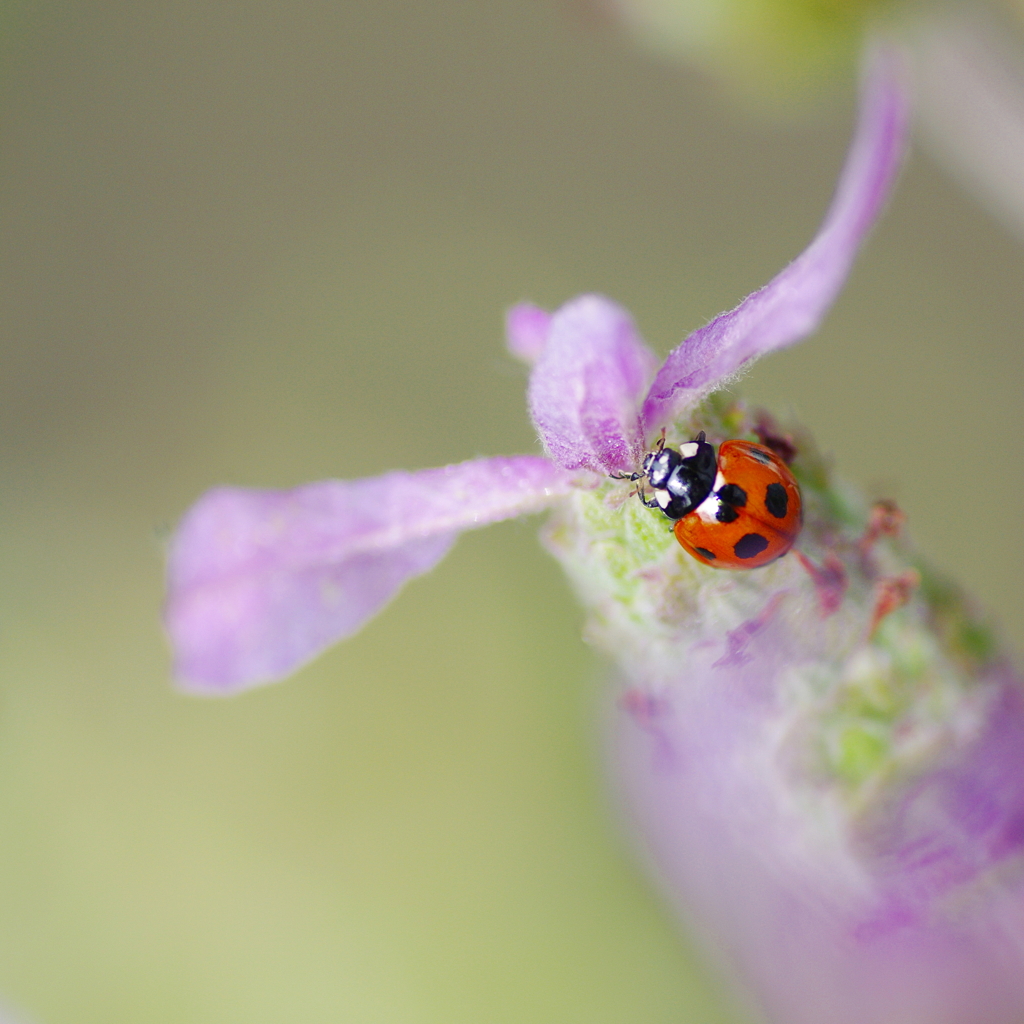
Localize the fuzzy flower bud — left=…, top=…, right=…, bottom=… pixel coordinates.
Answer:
left=548, top=396, right=1024, bottom=1022
left=158, top=43, right=1024, bottom=1023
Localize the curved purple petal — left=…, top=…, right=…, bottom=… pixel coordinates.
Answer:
left=506, top=303, right=551, bottom=365
left=642, top=43, right=910, bottom=430
left=165, top=456, right=575, bottom=694
left=528, top=294, right=657, bottom=475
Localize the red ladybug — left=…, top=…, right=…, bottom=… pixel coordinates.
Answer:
left=629, top=431, right=802, bottom=569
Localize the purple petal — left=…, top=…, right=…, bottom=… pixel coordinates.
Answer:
left=506, top=303, right=551, bottom=364
left=528, top=294, right=657, bottom=475
left=642, top=43, right=910, bottom=430
left=614, top=641, right=1024, bottom=1023
left=165, top=456, right=575, bottom=694
left=914, top=13, right=1024, bottom=243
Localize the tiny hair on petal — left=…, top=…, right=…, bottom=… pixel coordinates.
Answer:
left=165, top=456, right=576, bottom=693
left=528, top=294, right=658, bottom=475
left=642, top=42, right=910, bottom=431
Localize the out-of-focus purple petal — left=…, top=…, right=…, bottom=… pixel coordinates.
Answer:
left=914, top=14, right=1024, bottom=244
left=613, top=644, right=1024, bottom=1024
left=642, top=43, right=910, bottom=430
left=506, top=303, right=551, bottom=364
left=528, top=294, right=657, bottom=475
left=165, top=456, right=575, bottom=694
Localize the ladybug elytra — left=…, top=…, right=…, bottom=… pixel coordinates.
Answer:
left=627, top=431, right=802, bottom=569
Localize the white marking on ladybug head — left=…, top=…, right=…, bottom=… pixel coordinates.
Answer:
left=656, top=489, right=672, bottom=510
left=680, top=443, right=698, bottom=458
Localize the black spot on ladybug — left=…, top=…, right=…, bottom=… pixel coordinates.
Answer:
left=717, top=483, right=747, bottom=508
left=764, top=482, right=789, bottom=519
left=716, top=503, right=740, bottom=523
left=694, top=547, right=717, bottom=561
left=733, top=533, right=769, bottom=560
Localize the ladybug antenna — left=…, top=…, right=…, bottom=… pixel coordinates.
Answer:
left=655, top=428, right=666, bottom=454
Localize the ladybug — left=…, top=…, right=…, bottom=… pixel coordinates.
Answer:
left=628, top=431, right=802, bottom=569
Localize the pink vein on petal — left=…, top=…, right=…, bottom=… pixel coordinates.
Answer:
left=165, top=455, right=576, bottom=694
left=642, top=43, right=911, bottom=431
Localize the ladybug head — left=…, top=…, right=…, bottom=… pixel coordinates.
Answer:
left=642, top=446, right=679, bottom=488
left=643, top=431, right=718, bottom=520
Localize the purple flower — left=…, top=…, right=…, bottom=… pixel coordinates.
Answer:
left=160, top=41, right=1024, bottom=1023
left=165, top=45, right=907, bottom=694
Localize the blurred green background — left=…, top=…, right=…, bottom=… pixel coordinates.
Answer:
left=0, top=1, right=1022, bottom=1021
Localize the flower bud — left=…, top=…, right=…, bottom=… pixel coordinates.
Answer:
left=546, top=397, right=1024, bottom=1023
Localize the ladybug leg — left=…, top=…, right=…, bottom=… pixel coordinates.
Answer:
left=609, top=471, right=641, bottom=481
left=636, top=483, right=661, bottom=510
